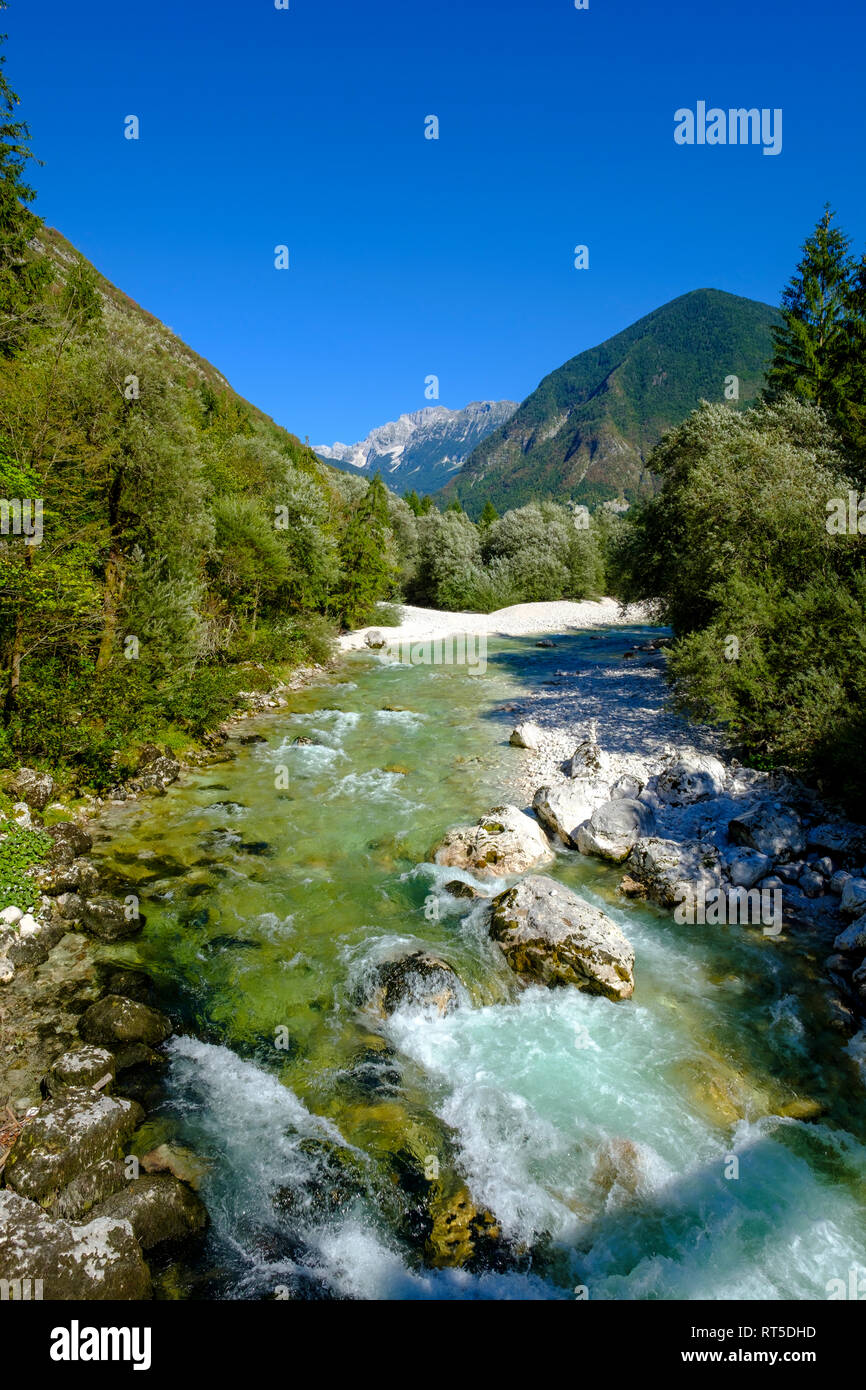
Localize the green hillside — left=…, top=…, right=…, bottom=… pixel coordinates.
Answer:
left=441, top=289, right=780, bottom=515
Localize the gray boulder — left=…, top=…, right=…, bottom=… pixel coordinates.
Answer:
left=628, top=837, right=722, bottom=909
left=841, top=878, right=866, bottom=918
left=90, top=1175, right=207, bottom=1250
left=79, top=995, right=172, bottom=1048
left=724, top=847, right=773, bottom=890
left=652, top=753, right=726, bottom=805
left=728, top=802, right=806, bottom=861
left=9, top=767, right=54, bottom=811
left=45, top=1045, right=115, bottom=1097
left=576, top=798, right=655, bottom=864
left=834, top=913, right=866, bottom=952
left=433, top=804, right=554, bottom=880
left=0, top=1190, right=151, bottom=1300
left=489, top=875, right=635, bottom=1001
left=532, top=782, right=596, bottom=848
left=509, top=721, right=543, bottom=751
left=4, top=1089, right=143, bottom=1205
left=80, top=897, right=141, bottom=942
left=46, top=821, right=93, bottom=864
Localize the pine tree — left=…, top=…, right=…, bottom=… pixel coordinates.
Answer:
left=766, top=206, right=853, bottom=417
left=0, top=17, right=51, bottom=352
left=479, top=499, right=499, bottom=528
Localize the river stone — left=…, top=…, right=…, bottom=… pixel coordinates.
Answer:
left=80, top=896, right=141, bottom=941
left=51, top=1158, right=128, bottom=1220
left=90, top=1174, right=207, bottom=1249
left=576, top=798, right=656, bottom=863
left=807, top=822, right=866, bottom=858
left=368, top=951, right=461, bottom=1017
left=652, top=753, right=726, bottom=805
left=840, top=878, right=866, bottom=918
left=833, top=913, right=866, bottom=952
left=46, top=820, right=93, bottom=864
left=140, top=1143, right=209, bottom=1189
left=0, top=1190, right=151, bottom=1301
left=36, top=857, right=99, bottom=897
left=728, top=802, right=805, bottom=861
left=509, top=721, right=543, bottom=750
left=433, top=804, right=554, bottom=880
left=489, top=875, right=635, bottom=1001
left=724, top=847, right=773, bottom=890
left=532, top=782, right=597, bottom=847
left=628, top=837, right=722, bottom=909
left=4, top=1089, right=143, bottom=1205
left=46, top=1045, right=115, bottom=1097
left=79, top=995, right=172, bottom=1048
left=566, top=732, right=610, bottom=779
left=9, top=766, right=54, bottom=811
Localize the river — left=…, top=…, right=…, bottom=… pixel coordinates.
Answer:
left=90, top=626, right=866, bottom=1300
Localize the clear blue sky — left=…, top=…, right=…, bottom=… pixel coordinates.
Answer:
left=7, top=0, right=866, bottom=445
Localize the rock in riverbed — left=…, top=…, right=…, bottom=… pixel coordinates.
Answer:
left=0, top=1190, right=151, bottom=1300
left=489, top=875, right=635, bottom=1000
left=4, top=1088, right=142, bottom=1206
left=368, top=951, right=462, bottom=1017
left=576, top=798, right=656, bottom=863
left=90, top=1174, right=207, bottom=1250
left=433, top=804, right=554, bottom=879
left=79, top=995, right=172, bottom=1048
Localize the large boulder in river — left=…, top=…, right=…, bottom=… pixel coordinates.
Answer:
left=0, top=1190, right=151, bottom=1300
left=532, top=782, right=597, bottom=848
left=79, top=995, right=172, bottom=1048
left=9, top=766, right=54, bottom=811
left=489, top=875, right=635, bottom=1000
left=728, top=802, right=805, bottom=862
left=367, top=951, right=462, bottom=1017
left=90, top=1174, right=207, bottom=1250
left=576, top=798, right=656, bottom=863
left=628, top=837, right=721, bottom=909
left=433, top=804, right=554, bottom=880
left=4, top=1089, right=143, bottom=1205
left=651, top=753, right=726, bottom=806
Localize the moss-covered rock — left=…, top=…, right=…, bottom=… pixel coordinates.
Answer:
left=4, top=1088, right=143, bottom=1205
left=90, top=1175, right=207, bottom=1250
left=0, top=1189, right=151, bottom=1299
left=78, top=995, right=172, bottom=1048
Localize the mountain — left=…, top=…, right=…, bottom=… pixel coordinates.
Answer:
left=439, top=289, right=781, bottom=517
left=315, top=400, right=518, bottom=496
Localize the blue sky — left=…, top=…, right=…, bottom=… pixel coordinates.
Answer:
left=8, top=0, right=866, bottom=445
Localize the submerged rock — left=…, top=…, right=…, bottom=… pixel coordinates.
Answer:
left=0, top=1190, right=151, bottom=1300
left=368, top=951, right=461, bottom=1018
left=426, top=1186, right=502, bottom=1269
left=433, top=804, right=554, bottom=880
left=489, top=875, right=635, bottom=1001
left=576, top=798, right=655, bottom=863
left=78, top=995, right=172, bottom=1048
left=140, top=1143, right=209, bottom=1189
left=4, top=1089, right=143, bottom=1205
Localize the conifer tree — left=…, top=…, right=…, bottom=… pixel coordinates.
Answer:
left=0, top=15, right=51, bottom=352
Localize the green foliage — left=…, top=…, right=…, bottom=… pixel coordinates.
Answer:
left=0, top=23, right=52, bottom=354
left=613, top=392, right=866, bottom=813
left=0, top=816, right=50, bottom=913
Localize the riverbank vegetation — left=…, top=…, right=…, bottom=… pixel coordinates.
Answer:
left=613, top=208, right=866, bottom=813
